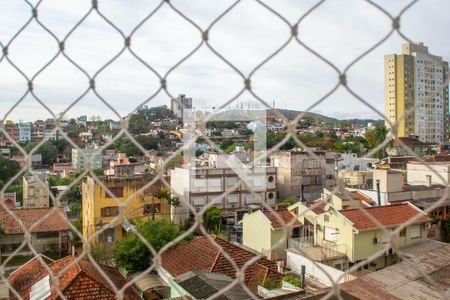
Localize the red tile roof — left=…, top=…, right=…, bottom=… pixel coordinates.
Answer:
left=0, top=207, right=70, bottom=235
left=161, top=236, right=282, bottom=292
left=392, top=137, right=430, bottom=147
left=305, top=200, right=327, bottom=215
left=350, top=191, right=375, bottom=206
left=262, top=209, right=302, bottom=229
left=8, top=255, right=141, bottom=300
left=340, top=203, right=430, bottom=231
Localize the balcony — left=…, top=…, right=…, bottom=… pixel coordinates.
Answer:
left=288, top=237, right=347, bottom=264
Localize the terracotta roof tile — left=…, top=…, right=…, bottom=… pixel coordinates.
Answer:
left=8, top=255, right=141, bottom=300
left=340, top=203, right=430, bottom=231
left=305, top=200, right=327, bottom=215
left=161, top=236, right=282, bottom=292
left=0, top=207, right=70, bottom=235
left=350, top=191, right=375, bottom=206
left=262, top=209, right=301, bottom=229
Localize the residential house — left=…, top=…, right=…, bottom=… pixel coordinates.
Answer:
left=386, top=137, right=431, bottom=156
left=354, top=168, right=447, bottom=206
left=158, top=236, right=283, bottom=298
left=8, top=255, right=141, bottom=300
left=82, top=173, right=170, bottom=244
left=22, top=174, right=50, bottom=208
left=0, top=208, right=71, bottom=262
left=0, top=192, right=17, bottom=209
left=51, top=162, right=77, bottom=177
left=270, top=149, right=336, bottom=201
left=242, top=209, right=301, bottom=258
left=343, top=170, right=373, bottom=189
left=316, top=203, right=429, bottom=271
left=285, top=203, right=430, bottom=286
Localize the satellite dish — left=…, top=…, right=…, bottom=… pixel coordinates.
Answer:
left=324, top=204, right=331, bottom=211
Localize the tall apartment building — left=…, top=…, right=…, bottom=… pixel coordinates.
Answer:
left=171, top=94, right=193, bottom=118
left=385, top=43, right=449, bottom=144
left=270, top=150, right=336, bottom=201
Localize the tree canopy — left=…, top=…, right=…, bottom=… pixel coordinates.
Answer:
left=114, top=219, right=185, bottom=270
left=24, top=141, right=58, bottom=165
left=204, top=207, right=221, bottom=233
left=0, top=158, right=20, bottom=184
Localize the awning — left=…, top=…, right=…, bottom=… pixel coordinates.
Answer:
left=128, top=272, right=169, bottom=293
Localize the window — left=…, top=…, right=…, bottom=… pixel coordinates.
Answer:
left=101, top=206, right=119, bottom=217
left=324, top=227, right=336, bottom=242
left=36, top=232, right=59, bottom=239
left=324, top=215, right=329, bottom=222
left=105, top=187, right=123, bottom=198
left=399, top=228, right=406, bottom=237
left=410, top=224, right=421, bottom=239
left=268, top=175, right=274, bottom=183
left=143, top=204, right=161, bottom=215
left=101, top=228, right=115, bottom=243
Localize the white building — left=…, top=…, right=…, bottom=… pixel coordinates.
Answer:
left=170, top=166, right=277, bottom=225
left=71, top=147, right=103, bottom=170
left=18, top=122, right=32, bottom=143
left=337, top=153, right=379, bottom=173
left=407, top=161, right=450, bottom=186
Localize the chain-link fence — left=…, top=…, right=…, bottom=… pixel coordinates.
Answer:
left=0, top=0, right=449, bottom=299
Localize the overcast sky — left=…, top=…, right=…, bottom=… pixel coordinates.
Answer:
left=0, top=0, right=449, bottom=122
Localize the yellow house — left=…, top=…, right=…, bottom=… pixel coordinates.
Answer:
left=314, top=203, right=430, bottom=271
left=287, top=188, right=374, bottom=240
left=242, top=208, right=301, bottom=259
left=82, top=174, right=170, bottom=244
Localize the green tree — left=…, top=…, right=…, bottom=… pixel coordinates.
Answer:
left=365, top=125, right=389, bottom=159
left=136, top=135, right=159, bottom=151
left=90, top=242, right=114, bottom=265
left=24, top=141, right=58, bottom=166
left=0, top=158, right=20, bottom=184
left=204, top=207, right=221, bottom=233
left=114, top=219, right=184, bottom=270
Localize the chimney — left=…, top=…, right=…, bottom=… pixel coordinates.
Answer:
left=426, top=175, right=432, bottom=187
left=301, top=265, right=306, bottom=289
left=376, top=179, right=381, bottom=206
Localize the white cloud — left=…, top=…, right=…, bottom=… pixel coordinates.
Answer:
left=0, top=0, right=448, bottom=121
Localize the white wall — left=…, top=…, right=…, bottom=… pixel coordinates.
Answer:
left=286, top=250, right=355, bottom=286
left=407, top=163, right=450, bottom=186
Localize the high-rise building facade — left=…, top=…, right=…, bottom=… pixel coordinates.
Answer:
left=171, top=94, right=193, bottom=118
left=385, top=43, right=449, bottom=144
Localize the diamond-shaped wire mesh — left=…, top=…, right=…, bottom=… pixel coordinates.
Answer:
left=0, top=0, right=449, bottom=299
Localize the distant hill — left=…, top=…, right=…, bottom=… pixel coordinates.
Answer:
left=267, top=109, right=383, bottom=125
left=200, top=108, right=382, bottom=126
left=266, top=109, right=338, bottom=123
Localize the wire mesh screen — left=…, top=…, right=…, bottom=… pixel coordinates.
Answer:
left=0, top=0, right=449, bottom=299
